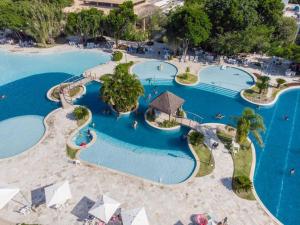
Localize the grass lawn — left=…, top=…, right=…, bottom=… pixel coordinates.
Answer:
left=177, top=73, right=198, bottom=84
left=51, top=84, right=82, bottom=100
left=77, top=115, right=89, bottom=127
left=217, top=129, right=255, bottom=200
left=243, top=81, right=287, bottom=104
left=192, top=144, right=215, bottom=177
left=66, top=145, right=79, bottom=159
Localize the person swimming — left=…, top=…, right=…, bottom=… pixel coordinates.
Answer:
left=284, top=115, right=289, bottom=121
left=215, top=113, right=225, bottom=120
left=132, top=120, right=138, bottom=129
left=0, top=95, right=6, bottom=100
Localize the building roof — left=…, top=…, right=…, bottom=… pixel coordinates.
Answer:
left=149, top=91, right=185, bottom=115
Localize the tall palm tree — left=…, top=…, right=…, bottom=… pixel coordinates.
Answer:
left=256, top=75, right=270, bottom=94
left=236, top=108, right=265, bottom=146
left=100, top=66, right=144, bottom=112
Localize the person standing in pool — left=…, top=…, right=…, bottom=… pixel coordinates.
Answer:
left=290, top=168, right=295, bottom=175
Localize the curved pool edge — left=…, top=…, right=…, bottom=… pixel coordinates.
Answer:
left=130, top=60, right=179, bottom=77
left=77, top=133, right=200, bottom=187
left=66, top=106, right=93, bottom=152
left=200, top=123, right=281, bottom=225
left=241, top=85, right=300, bottom=107
left=144, top=109, right=181, bottom=131
left=248, top=138, right=283, bottom=225
left=174, top=74, right=200, bottom=87
left=0, top=108, right=61, bottom=162
left=198, top=65, right=256, bottom=92
left=46, top=83, right=87, bottom=103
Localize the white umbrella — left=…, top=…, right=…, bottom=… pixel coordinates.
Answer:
left=45, top=181, right=72, bottom=207
left=121, top=207, right=150, bottom=225
left=0, top=186, right=19, bottom=209
left=88, top=194, right=120, bottom=223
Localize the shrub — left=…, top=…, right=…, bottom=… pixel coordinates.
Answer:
left=158, top=119, right=179, bottom=128
left=73, top=106, right=89, bottom=120
left=112, top=51, right=123, bottom=61
left=276, top=78, right=286, bottom=88
left=186, top=66, right=190, bottom=73
left=115, top=61, right=134, bottom=73
left=233, top=176, right=252, bottom=192
left=189, top=131, right=204, bottom=146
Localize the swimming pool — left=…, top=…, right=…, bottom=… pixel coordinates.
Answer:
left=199, top=66, right=255, bottom=91
left=1, top=51, right=300, bottom=224
left=0, top=49, right=110, bottom=158
left=131, top=60, right=178, bottom=81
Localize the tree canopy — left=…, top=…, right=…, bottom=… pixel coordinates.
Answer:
left=166, top=4, right=211, bottom=55
left=106, top=1, right=137, bottom=47
left=66, top=8, right=104, bottom=43
left=100, top=64, right=144, bottom=113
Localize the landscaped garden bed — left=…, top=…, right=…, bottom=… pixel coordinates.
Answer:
left=217, top=126, right=255, bottom=200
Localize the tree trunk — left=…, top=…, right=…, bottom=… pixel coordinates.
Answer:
left=183, top=38, right=189, bottom=58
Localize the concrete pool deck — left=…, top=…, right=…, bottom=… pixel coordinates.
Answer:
left=0, top=107, right=276, bottom=225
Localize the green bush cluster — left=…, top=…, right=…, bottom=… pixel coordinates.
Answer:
left=233, top=175, right=252, bottom=193
left=158, top=119, right=179, bottom=128
left=189, top=131, right=204, bottom=146
left=73, top=106, right=89, bottom=120
left=112, top=51, right=123, bottom=61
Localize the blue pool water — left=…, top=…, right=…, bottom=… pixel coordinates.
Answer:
left=1, top=50, right=300, bottom=224
left=199, top=66, right=255, bottom=91
left=0, top=49, right=110, bottom=158
left=0, top=49, right=111, bottom=85
left=131, top=60, right=178, bottom=80
left=0, top=115, right=45, bottom=157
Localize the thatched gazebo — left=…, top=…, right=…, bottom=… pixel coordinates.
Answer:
left=149, top=91, right=185, bottom=120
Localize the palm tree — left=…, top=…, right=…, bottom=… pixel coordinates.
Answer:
left=276, top=78, right=286, bottom=88
left=235, top=108, right=265, bottom=146
left=100, top=66, right=144, bottom=112
left=256, top=81, right=268, bottom=94
left=256, top=75, right=270, bottom=94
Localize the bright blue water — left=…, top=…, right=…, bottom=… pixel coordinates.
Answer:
left=0, top=115, right=45, bottom=157
left=132, top=61, right=178, bottom=81
left=199, top=66, right=254, bottom=91
left=73, top=128, right=93, bottom=146
left=0, top=49, right=111, bottom=85
left=0, top=50, right=110, bottom=158
left=0, top=51, right=299, bottom=224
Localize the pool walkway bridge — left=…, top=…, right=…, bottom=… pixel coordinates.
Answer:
left=59, top=61, right=117, bottom=109
left=158, top=110, right=204, bottom=131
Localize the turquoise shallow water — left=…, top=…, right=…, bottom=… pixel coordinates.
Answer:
left=0, top=49, right=110, bottom=157
left=0, top=51, right=300, bottom=224
left=199, top=66, right=255, bottom=91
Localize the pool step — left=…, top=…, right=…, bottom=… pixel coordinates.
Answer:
left=195, top=83, right=239, bottom=98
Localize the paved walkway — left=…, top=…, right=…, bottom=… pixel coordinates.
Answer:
left=0, top=109, right=276, bottom=225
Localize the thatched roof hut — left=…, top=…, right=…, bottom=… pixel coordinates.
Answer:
left=149, top=91, right=185, bottom=115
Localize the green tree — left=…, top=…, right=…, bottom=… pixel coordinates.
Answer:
left=276, top=78, right=286, bottom=88
left=256, top=0, right=284, bottom=26
left=205, top=0, right=259, bottom=35
left=0, top=0, right=25, bottom=31
left=256, top=76, right=270, bottom=94
left=24, top=1, right=64, bottom=46
left=274, top=17, right=298, bottom=46
left=235, top=108, right=265, bottom=146
left=73, top=106, right=89, bottom=120
left=189, top=131, right=204, bottom=146
left=66, top=8, right=104, bottom=43
left=147, top=11, right=167, bottom=40
left=106, top=1, right=137, bottom=47
left=100, top=65, right=144, bottom=112
left=165, top=4, right=211, bottom=56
